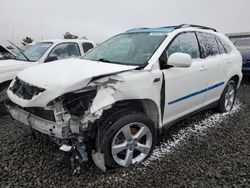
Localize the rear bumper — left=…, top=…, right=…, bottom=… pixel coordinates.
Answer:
left=6, top=104, right=69, bottom=139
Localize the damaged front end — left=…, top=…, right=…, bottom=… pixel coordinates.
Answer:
left=7, top=77, right=120, bottom=172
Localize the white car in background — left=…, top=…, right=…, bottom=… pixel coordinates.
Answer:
left=0, top=39, right=95, bottom=114
left=0, top=44, right=16, bottom=60
left=6, top=24, right=242, bottom=171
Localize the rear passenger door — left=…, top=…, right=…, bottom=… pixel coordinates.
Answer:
left=161, top=32, right=209, bottom=124
left=196, top=32, right=226, bottom=104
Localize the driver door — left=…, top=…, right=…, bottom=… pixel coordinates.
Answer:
left=161, top=32, right=209, bottom=125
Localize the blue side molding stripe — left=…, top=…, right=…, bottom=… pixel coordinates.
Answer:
left=168, top=82, right=225, bottom=105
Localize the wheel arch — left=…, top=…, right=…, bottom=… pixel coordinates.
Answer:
left=229, top=74, right=240, bottom=88
left=110, top=99, right=160, bottom=129
left=0, top=80, right=12, bottom=91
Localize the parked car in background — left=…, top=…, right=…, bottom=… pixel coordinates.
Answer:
left=0, top=45, right=16, bottom=60
left=6, top=24, right=242, bottom=171
left=228, top=33, right=250, bottom=76
left=0, top=39, right=95, bottom=115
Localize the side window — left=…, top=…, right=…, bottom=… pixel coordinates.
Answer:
left=167, top=32, right=200, bottom=59
left=219, top=38, right=232, bottom=54
left=82, top=43, right=94, bottom=53
left=215, top=36, right=226, bottom=54
left=196, top=32, right=220, bottom=58
left=47, top=43, right=80, bottom=61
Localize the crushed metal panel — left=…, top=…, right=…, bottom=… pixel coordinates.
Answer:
left=90, top=87, right=116, bottom=113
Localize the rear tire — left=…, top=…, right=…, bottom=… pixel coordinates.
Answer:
left=217, top=80, right=236, bottom=113
left=96, top=111, right=156, bottom=168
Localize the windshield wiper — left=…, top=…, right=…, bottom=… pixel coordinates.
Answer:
left=98, top=58, right=141, bottom=67
left=8, top=40, right=31, bottom=62
left=135, top=63, right=148, bottom=70
left=98, top=58, right=129, bottom=65
left=98, top=58, right=112, bottom=63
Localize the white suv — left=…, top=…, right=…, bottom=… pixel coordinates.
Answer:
left=6, top=25, right=242, bottom=171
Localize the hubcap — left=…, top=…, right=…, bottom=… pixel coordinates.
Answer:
left=111, top=122, right=153, bottom=167
left=224, top=84, right=235, bottom=112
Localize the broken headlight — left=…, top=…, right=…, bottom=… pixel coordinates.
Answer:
left=10, top=77, right=45, bottom=100
left=62, top=88, right=97, bottom=118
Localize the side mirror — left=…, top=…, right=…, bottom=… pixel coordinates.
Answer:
left=167, top=53, right=192, bottom=68
left=45, top=56, right=58, bottom=63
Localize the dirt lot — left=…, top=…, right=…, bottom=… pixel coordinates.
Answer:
left=0, top=79, right=250, bottom=187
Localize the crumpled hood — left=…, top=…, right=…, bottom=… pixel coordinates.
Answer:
left=0, top=59, right=30, bottom=69
left=8, top=58, right=136, bottom=107
left=17, top=58, right=135, bottom=91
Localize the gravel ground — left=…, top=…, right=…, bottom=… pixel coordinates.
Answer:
left=1, top=79, right=250, bottom=187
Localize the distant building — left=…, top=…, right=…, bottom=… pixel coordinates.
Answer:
left=227, top=32, right=250, bottom=43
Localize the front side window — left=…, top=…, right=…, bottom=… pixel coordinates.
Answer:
left=48, top=43, right=81, bottom=60
left=83, top=32, right=167, bottom=66
left=15, top=42, right=52, bottom=62
left=167, top=32, right=200, bottom=59
left=196, top=32, right=220, bottom=58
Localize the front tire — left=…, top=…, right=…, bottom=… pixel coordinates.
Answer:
left=217, top=80, right=236, bottom=113
left=96, top=111, right=156, bottom=168
left=0, top=85, right=9, bottom=116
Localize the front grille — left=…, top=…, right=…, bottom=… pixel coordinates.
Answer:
left=10, top=77, right=45, bottom=100
left=24, top=107, right=55, bottom=122
left=7, top=99, right=55, bottom=122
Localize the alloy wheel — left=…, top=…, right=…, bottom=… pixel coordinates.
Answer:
left=111, top=122, right=153, bottom=167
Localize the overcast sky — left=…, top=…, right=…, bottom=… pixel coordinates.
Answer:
left=0, top=0, right=249, bottom=46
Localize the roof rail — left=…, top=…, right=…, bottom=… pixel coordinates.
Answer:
left=175, top=24, right=217, bottom=32
left=126, top=24, right=217, bottom=33
left=126, top=27, right=150, bottom=32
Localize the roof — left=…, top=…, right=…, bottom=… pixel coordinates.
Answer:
left=126, top=27, right=175, bottom=33
left=37, top=39, right=95, bottom=44
left=126, top=24, right=217, bottom=34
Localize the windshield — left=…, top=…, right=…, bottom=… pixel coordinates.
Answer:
left=234, top=38, right=250, bottom=50
left=83, top=32, right=167, bottom=66
left=15, top=42, right=53, bottom=61
left=12, top=44, right=32, bottom=56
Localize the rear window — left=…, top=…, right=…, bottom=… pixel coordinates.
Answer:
left=219, top=38, right=232, bottom=53
left=215, top=36, right=226, bottom=54
left=82, top=43, right=94, bottom=53
left=196, top=32, right=220, bottom=58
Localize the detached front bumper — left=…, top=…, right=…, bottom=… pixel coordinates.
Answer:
left=6, top=104, right=69, bottom=139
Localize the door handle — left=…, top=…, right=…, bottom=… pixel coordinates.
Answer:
left=226, top=58, right=232, bottom=64
left=200, top=65, right=207, bottom=71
